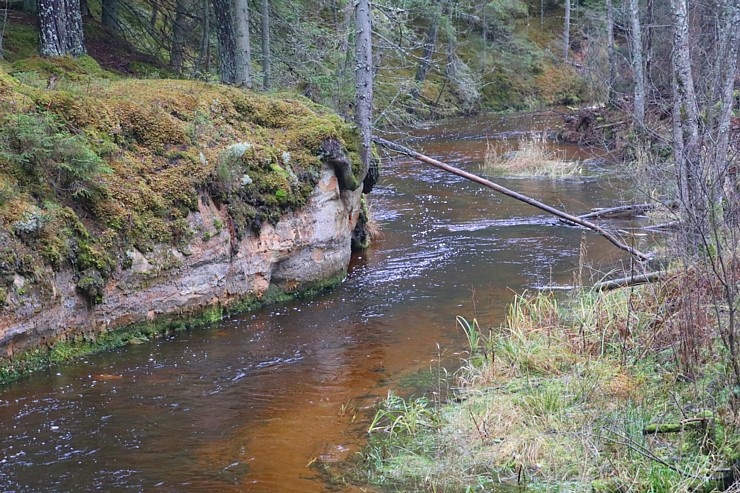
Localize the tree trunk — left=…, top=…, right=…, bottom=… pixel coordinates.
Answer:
left=412, top=2, right=441, bottom=96
left=149, top=0, right=158, bottom=30
left=563, top=0, right=570, bottom=62
left=101, top=0, right=118, bottom=34
left=196, top=0, right=211, bottom=74
left=170, top=0, right=187, bottom=73
left=0, top=5, right=6, bottom=60
left=670, top=0, right=702, bottom=243
left=260, top=0, right=270, bottom=90
left=234, top=0, right=252, bottom=87
left=214, top=0, right=237, bottom=84
left=38, top=0, right=86, bottom=57
left=628, top=0, right=645, bottom=126
left=711, top=0, right=740, bottom=191
left=354, top=0, right=373, bottom=182
left=606, top=0, right=617, bottom=106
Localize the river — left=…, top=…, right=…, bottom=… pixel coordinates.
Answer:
left=0, top=112, right=646, bottom=492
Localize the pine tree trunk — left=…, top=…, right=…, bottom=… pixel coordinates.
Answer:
left=234, top=0, right=252, bottom=87
left=354, top=0, right=373, bottom=181
left=628, top=0, right=645, bottom=126
left=214, top=0, right=237, bottom=84
left=170, top=0, right=187, bottom=73
left=38, top=0, right=86, bottom=57
left=261, top=0, right=270, bottom=90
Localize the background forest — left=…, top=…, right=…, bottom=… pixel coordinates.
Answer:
left=0, top=0, right=603, bottom=125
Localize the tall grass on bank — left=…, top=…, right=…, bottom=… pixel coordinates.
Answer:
left=362, top=275, right=739, bottom=492
left=483, top=133, right=582, bottom=178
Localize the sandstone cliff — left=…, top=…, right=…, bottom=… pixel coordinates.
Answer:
left=0, top=61, right=368, bottom=381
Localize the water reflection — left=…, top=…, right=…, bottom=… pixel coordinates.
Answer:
left=0, top=112, right=643, bottom=492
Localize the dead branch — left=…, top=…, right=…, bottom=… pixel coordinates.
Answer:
left=593, top=271, right=668, bottom=291
left=373, top=136, right=651, bottom=261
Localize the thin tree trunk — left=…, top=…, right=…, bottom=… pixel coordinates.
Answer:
left=355, top=0, right=373, bottom=181
left=564, top=0, right=570, bottom=62
left=628, top=0, right=645, bottom=126
left=150, top=0, right=158, bottom=30
left=196, top=0, right=210, bottom=74
left=373, top=136, right=651, bottom=260
left=234, top=0, right=252, bottom=87
left=670, top=0, right=702, bottom=239
left=38, top=0, right=86, bottom=57
left=260, top=0, right=270, bottom=90
left=101, top=0, right=118, bottom=34
left=412, top=2, right=441, bottom=96
left=0, top=2, right=7, bottom=59
left=606, top=0, right=617, bottom=106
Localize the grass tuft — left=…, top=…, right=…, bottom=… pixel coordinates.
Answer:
left=483, top=133, right=582, bottom=178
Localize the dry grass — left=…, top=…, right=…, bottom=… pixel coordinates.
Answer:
left=365, top=270, right=738, bottom=492
left=483, top=133, right=582, bottom=177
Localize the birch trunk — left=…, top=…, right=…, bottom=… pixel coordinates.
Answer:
left=354, top=0, right=373, bottom=181
left=606, top=0, right=616, bottom=105
left=670, top=0, right=703, bottom=241
left=564, top=0, right=571, bottom=62
left=628, top=0, right=645, bottom=126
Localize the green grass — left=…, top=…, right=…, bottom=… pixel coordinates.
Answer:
left=359, top=277, right=740, bottom=492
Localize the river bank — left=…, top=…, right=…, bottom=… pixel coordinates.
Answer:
left=360, top=269, right=739, bottom=492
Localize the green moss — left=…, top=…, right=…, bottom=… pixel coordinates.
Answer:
left=11, top=55, right=117, bottom=82
left=1, top=24, right=39, bottom=61
left=0, top=67, right=359, bottom=382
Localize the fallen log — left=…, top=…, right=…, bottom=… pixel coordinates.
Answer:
left=578, top=203, right=656, bottom=220
left=643, top=412, right=714, bottom=435
left=372, top=136, right=651, bottom=261
left=593, top=271, right=668, bottom=291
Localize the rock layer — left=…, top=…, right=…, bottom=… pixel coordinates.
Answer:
left=0, top=163, right=362, bottom=361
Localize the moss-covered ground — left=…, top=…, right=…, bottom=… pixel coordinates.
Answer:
left=360, top=268, right=739, bottom=492
left=0, top=48, right=362, bottom=381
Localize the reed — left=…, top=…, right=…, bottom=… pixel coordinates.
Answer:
left=483, top=133, right=582, bottom=177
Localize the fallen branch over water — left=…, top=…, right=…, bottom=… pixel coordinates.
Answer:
left=578, top=203, right=656, bottom=220
left=593, top=271, right=668, bottom=291
left=373, top=136, right=651, bottom=261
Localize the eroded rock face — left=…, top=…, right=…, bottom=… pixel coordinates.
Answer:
left=0, top=163, right=362, bottom=360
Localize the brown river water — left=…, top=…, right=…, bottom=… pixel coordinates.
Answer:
left=0, top=112, right=649, bottom=492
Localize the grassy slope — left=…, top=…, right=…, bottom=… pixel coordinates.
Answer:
left=361, top=273, right=739, bottom=492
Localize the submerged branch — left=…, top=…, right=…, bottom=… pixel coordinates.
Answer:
left=373, top=136, right=651, bottom=261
